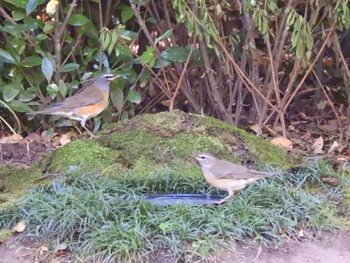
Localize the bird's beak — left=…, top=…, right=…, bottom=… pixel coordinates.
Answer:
left=110, top=74, right=121, bottom=80
left=188, top=153, right=199, bottom=160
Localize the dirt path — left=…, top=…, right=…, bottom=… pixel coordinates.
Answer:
left=1, top=232, right=349, bottom=263
left=218, top=232, right=350, bottom=263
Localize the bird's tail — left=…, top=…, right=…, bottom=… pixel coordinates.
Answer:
left=26, top=110, right=50, bottom=115
left=250, top=170, right=279, bottom=178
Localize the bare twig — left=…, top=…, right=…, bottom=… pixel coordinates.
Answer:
left=169, top=36, right=197, bottom=111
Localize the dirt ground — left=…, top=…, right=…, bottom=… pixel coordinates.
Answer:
left=1, top=231, right=349, bottom=263
left=218, top=231, right=350, bottom=263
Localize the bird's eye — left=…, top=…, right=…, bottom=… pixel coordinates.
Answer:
left=200, top=156, right=206, bottom=160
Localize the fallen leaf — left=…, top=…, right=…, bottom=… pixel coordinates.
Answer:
left=319, top=125, right=337, bottom=132
left=300, top=112, right=308, bottom=120
left=249, top=124, right=262, bottom=135
left=321, top=176, right=340, bottom=187
left=273, top=124, right=283, bottom=133
left=55, top=243, right=67, bottom=251
left=264, top=125, right=278, bottom=137
left=59, top=134, right=71, bottom=146
left=55, top=242, right=68, bottom=257
left=327, top=141, right=339, bottom=154
left=160, top=100, right=171, bottom=108
left=55, top=251, right=69, bottom=257
left=270, top=137, right=293, bottom=149
left=301, top=131, right=312, bottom=142
left=39, top=246, right=49, bottom=256
left=11, top=220, right=26, bottom=233
left=0, top=134, right=23, bottom=144
left=312, top=136, right=324, bottom=154
left=298, top=229, right=304, bottom=237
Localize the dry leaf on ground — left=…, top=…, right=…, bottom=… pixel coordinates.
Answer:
left=328, top=141, right=339, bottom=154
left=11, top=220, right=26, bottom=233
left=0, top=134, right=23, bottom=144
left=270, top=137, right=293, bottom=149
left=312, top=136, right=324, bottom=154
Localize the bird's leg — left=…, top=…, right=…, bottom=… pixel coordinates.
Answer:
left=215, top=190, right=234, bottom=205
left=82, top=125, right=96, bottom=138
left=80, top=117, right=96, bottom=138
left=72, top=123, right=83, bottom=135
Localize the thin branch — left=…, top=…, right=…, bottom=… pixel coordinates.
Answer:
left=169, top=36, right=197, bottom=111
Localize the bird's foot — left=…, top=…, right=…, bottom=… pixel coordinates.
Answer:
left=213, top=195, right=234, bottom=206
left=214, top=199, right=227, bottom=206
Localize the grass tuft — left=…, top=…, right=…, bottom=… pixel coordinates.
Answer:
left=0, top=163, right=338, bottom=262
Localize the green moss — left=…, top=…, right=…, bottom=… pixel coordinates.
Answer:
left=0, top=229, right=12, bottom=242
left=129, top=155, right=164, bottom=178
left=241, top=132, right=293, bottom=166
left=167, top=133, right=238, bottom=161
left=0, top=164, right=43, bottom=210
left=195, top=113, right=296, bottom=166
left=142, top=110, right=186, bottom=132
left=48, top=140, right=121, bottom=174
left=99, top=128, right=166, bottom=161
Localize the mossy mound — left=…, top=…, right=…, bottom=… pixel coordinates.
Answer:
left=0, top=164, right=43, bottom=210
left=0, top=110, right=298, bottom=208
left=48, top=110, right=297, bottom=177
left=0, top=111, right=341, bottom=262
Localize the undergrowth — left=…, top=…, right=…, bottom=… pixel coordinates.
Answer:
left=0, top=163, right=339, bottom=262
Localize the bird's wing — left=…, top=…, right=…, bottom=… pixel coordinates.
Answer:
left=60, top=87, right=105, bottom=109
left=211, top=160, right=272, bottom=179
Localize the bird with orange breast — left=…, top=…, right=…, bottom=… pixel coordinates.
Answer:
left=27, top=73, right=120, bottom=137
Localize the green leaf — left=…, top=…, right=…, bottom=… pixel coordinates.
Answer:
left=0, top=48, right=18, bottom=64
left=127, top=90, right=141, bottom=104
left=22, top=55, right=42, bottom=67
left=101, top=108, right=113, bottom=123
left=23, top=16, right=39, bottom=31
left=5, top=0, right=28, bottom=9
left=146, top=17, right=157, bottom=23
left=121, top=111, right=129, bottom=120
left=12, top=38, right=26, bottom=54
left=59, top=63, right=80, bottom=72
left=155, top=29, right=173, bottom=45
left=47, top=83, right=58, bottom=99
left=9, top=100, right=32, bottom=112
left=12, top=10, right=26, bottom=21
left=317, top=101, right=326, bottom=110
left=3, top=83, right=20, bottom=102
left=26, top=0, right=38, bottom=15
left=18, top=90, right=35, bottom=102
left=110, top=84, right=124, bottom=113
left=43, top=23, right=54, bottom=34
left=140, top=47, right=154, bottom=64
left=117, top=45, right=133, bottom=58
left=81, top=21, right=99, bottom=39
left=161, top=46, right=191, bottom=62
left=121, top=5, right=134, bottom=22
left=36, top=34, right=48, bottom=40
left=68, top=14, right=90, bottom=26
left=120, top=30, right=138, bottom=40
left=42, top=56, right=55, bottom=83
left=58, top=80, right=67, bottom=98
left=5, top=0, right=45, bottom=9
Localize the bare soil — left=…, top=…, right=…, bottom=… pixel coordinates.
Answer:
left=217, top=231, right=350, bottom=263
left=0, top=140, right=52, bottom=166
left=1, top=232, right=349, bottom=263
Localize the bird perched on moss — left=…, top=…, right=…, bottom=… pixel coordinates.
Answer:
left=192, top=153, right=279, bottom=205
left=27, top=73, right=120, bottom=137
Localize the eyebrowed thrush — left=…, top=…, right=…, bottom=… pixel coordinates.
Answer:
left=192, top=153, right=279, bottom=205
left=27, top=73, right=120, bottom=137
